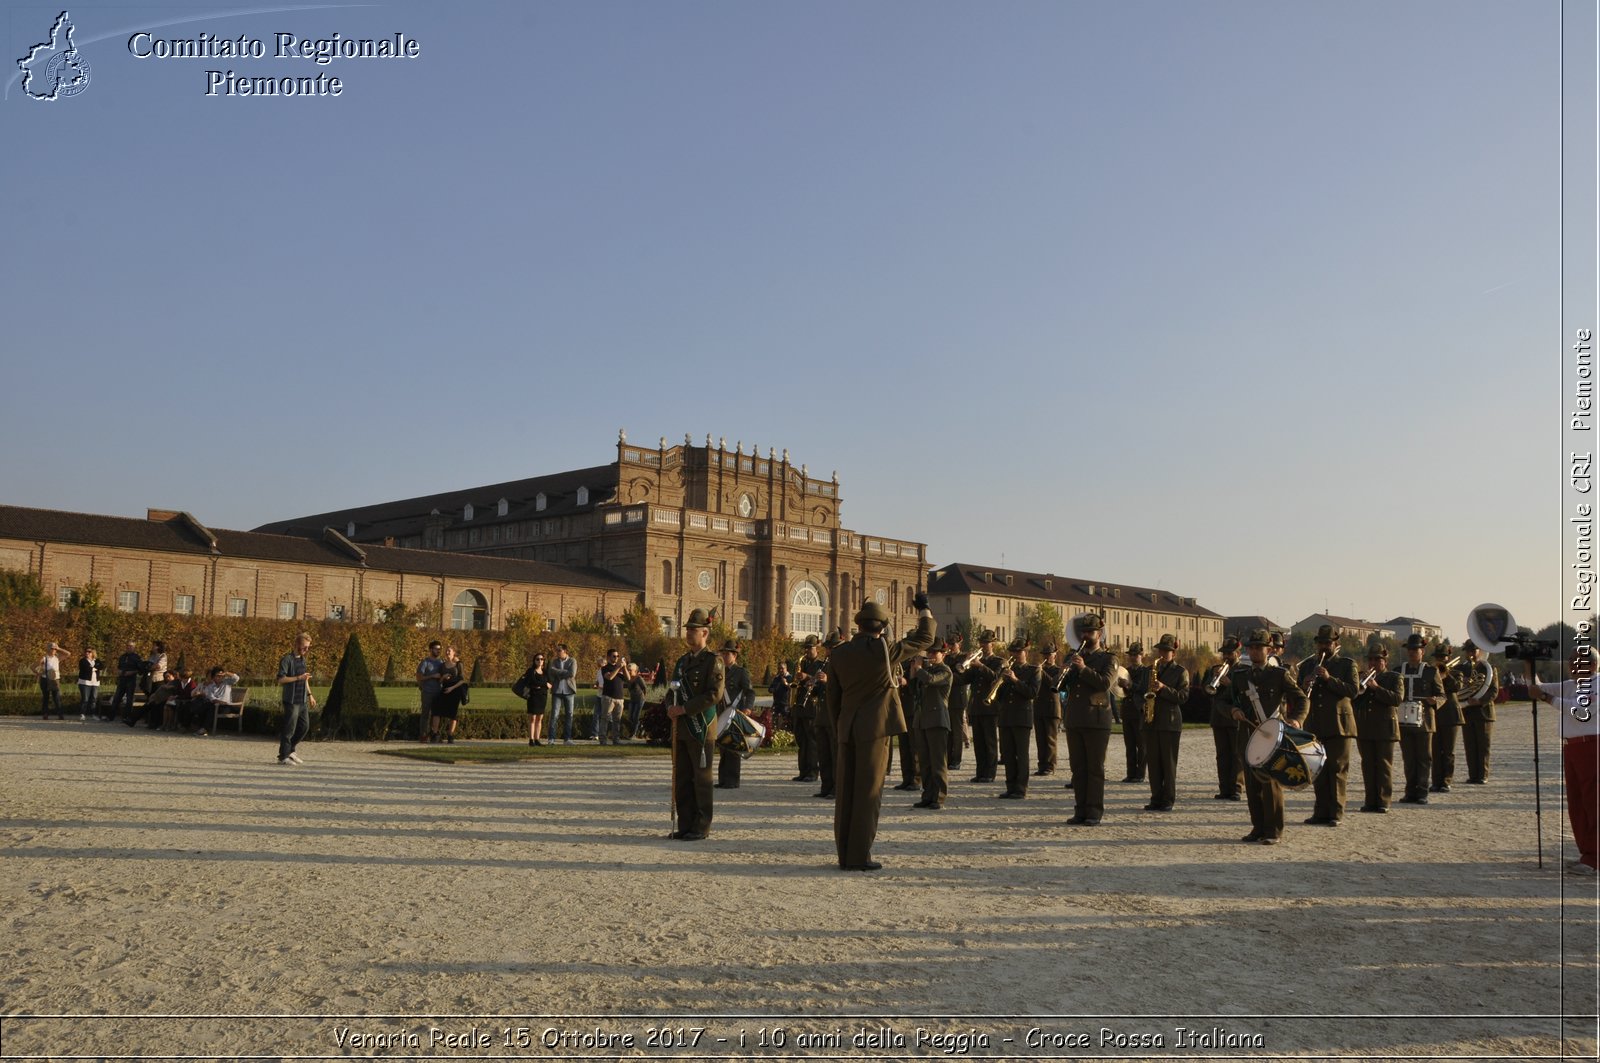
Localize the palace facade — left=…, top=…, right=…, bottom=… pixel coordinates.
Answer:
left=257, top=431, right=929, bottom=638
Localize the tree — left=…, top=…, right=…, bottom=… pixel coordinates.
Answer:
left=564, top=610, right=610, bottom=636
left=0, top=569, right=48, bottom=611
left=469, top=656, right=485, bottom=684
left=1019, top=603, right=1064, bottom=649
left=324, top=631, right=379, bottom=726
left=382, top=655, right=396, bottom=682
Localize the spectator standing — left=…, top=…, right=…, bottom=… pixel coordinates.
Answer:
left=38, top=642, right=65, bottom=719
left=625, top=662, right=649, bottom=739
left=516, top=653, right=551, bottom=745
left=76, top=647, right=101, bottom=721
left=276, top=633, right=315, bottom=765
left=548, top=644, right=578, bottom=744
left=597, top=648, right=627, bottom=745
left=143, top=641, right=168, bottom=697
left=432, top=645, right=467, bottom=744
left=415, top=640, right=444, bottom=744
left=111, top=641, right=142, bottom=721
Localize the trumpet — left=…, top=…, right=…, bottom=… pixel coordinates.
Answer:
left=1203, top=662, right=1231, bottom=695
left=1358, top=667, right=1380, bottom=687
left=984, top=655, right=1014, bottom=706
left=954, top=649, right=984, bottom=671
left=1303, top=651, right=1329, bottom=702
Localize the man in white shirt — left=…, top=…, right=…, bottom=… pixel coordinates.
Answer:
left=1530, top=646, right=1599, bottom=875
left=37, top=642, right=64, bottom=719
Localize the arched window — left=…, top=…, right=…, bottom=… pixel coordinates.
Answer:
left=790, top=580, right=825, bottom=638
left=576, top=486, right=589, bottom=506
left=497, top=498, right=509, bottom=517
left=451, top=589, right=488, bottom=630
left=536, top=492, right=548, bottom=512
left=463, top=504, right=474, bottom=521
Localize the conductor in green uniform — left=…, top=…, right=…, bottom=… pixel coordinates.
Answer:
left=824, top=594, right=937, bottom=871
left=667, top=609, right=725, bottom=841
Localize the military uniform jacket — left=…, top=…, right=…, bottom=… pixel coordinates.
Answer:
left=672, top=648, right=726, bottom=737
left=1455, top=661, right=1499, bottom=722
left=1203, top=662, right=1239, bottom=727
left=965, top=654, right=1006, bottom=718
left=1145, top=661, right=1190, bottom=731
left=1296, top=653, right=1359, bottom=738
left=1435, top=668, right=1462, bottom=727
left=824, top=615, right=937, bottom=741
left=1395, top=662, right=1443, bottom=732
left=792, top=655, right=825, bottom=721
left=1062, top=648, right=1117, bottom=729
left=721, top=665, right=755, bottom=712
left=995, top=663, right=1043, bottom=728
left=910, top=662, right=953, bottom=730
left=1228, top=664, right=1308, bottom=728
left=947, top=656, right=972, bottom=712
left=1353, top=670, right=1403, bottom=740
left=1035, top=665, right=1063, bottom=720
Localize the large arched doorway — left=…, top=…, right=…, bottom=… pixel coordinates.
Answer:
left=451, top=589, right=488, bottom=630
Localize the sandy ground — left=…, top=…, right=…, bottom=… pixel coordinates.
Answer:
left=1, top=709, right=1595, bottom=1062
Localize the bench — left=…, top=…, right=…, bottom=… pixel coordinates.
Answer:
left=211, top=687, right=248, bottom=733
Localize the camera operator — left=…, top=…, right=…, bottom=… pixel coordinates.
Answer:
left=1528, top=646, right=1599, bottom=876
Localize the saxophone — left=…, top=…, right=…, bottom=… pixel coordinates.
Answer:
left=1142, top=659, right=1159, bottom=724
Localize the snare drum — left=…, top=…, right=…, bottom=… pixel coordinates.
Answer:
left=1398, top=700, right=1424, bottom=727
left=714, top=706, right=766, bottom=758
left=1245, top=718, right=1327, bottom=790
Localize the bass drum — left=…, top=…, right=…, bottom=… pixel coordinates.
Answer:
left=714, top=706, right=766, bottom=758
left=1245, top=718, right=1326, bottom=790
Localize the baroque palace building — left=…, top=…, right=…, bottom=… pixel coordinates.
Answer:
left=928, top=563, right=1225, bottom=652
left=256, top=431, right=930, bottom=639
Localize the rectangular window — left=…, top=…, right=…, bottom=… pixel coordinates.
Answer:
left=278, top=602, right=298, bottom=620
left=226, top=597, right=248, bottom=617
left=56, top=587, right=76, bottom=610
left=544, top=619, right=557, bottom=633
left=116, top=590, right=140, bottom=613
left=173, top=594, right=195, bottom=615
left=328, top=604, right=346, bottom=621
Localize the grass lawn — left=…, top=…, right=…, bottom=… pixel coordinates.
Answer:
left=308, top=686, right=532, bottom=711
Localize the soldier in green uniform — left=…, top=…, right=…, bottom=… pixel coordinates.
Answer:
left=995, top=638, right=1042, bottom=799
left=811, top=630, right=843, bottom=799
left=945, top=632, right=971, bottom=771
left=1201, top=636, right=1245, bottom=800
left=790, top=635, right=824, bottom=782
left=893, top=656, right=921, bottom=793
left=909, top=642, right=953, bottom=809
left=1142, top=634, right=1189, bottom=812
left=1228, top=628, right=1308, bottom=844
left=1297, top=624, right=1359, bottom=825
left=1121, top=642, right=1148, bottom=783
left=1395, top=634, right=1443, bottom=804
left=1061, top=613, right=1117, bottom=825
left=1033, top=644, right=1063, bottom=777
left=965, top=630, right=1002, bottom=784
left=1457, top=640, right=1499, bottom=783
left=667, top=609, right=725, bottom=841
left=1430, top=642, right=1462, bottom=793
left=715, top=641, right=755, bottom=790
left=1353, top=639, right=1403, bottom=812
left=824, top=595, right=937, bottom=870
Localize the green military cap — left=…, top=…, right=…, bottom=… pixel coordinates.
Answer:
left=1039, top=643, right=1057, bottom=655
left=1268, top=632, right=1286, bottom=648
left=1314, top=624, right=1340, bottom=643
left=855, top=601, right=891, bottom=625
left=1007, top=637, right=1027, bottom=653
left=979, top=629, right=998, bottom=643
left=719, top=640, right=741, bottom=655
left=1462, top=639, right=1479, bottom=652
left=1431, top=641, right=1453, bottom=659
left=1126, top=641, right=1144, bottom=656
left=931, top=640, right=950, bottom=654
left=1155, top=634, right=1180, bottom=653
left=1074, top=613, right=1105, bottom=634
left=1219, top=635, right=1243, bottom=654
left=1403, top=634, right=1428, bottom=651
left=1366, top=637, right=1389, bottom=659
left=685, top=608, right=714, bottom=630
left=823, top=629, right=845, bottom=649
left=802, top=634, right=821, bottom=648
left=1246, top=628, right=1273, bottom=648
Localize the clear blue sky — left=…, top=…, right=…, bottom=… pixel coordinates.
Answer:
left=0, top=1, right=1567, bottom=640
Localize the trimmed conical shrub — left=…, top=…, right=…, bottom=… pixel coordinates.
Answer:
left=324, top=633, right=379, bottom=721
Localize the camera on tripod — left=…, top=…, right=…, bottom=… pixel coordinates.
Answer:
left=1502, top=631, right=1558, bottom=662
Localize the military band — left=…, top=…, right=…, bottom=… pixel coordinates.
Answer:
left=790, top=635, right=825, bottom=783
left=1229, top=629, right=1308, bottom=844
left=1034, top=644, right=1062, bottom=777
left=1430, top=642, right=1461, bottom=793
left=1121, top=642, right=1148, bottom=784
left=1353, top=638, right=1402, bottom=812
left=1142, top=634, right=1189, bottom=812
left=966, top=630, right=1002, bottom=785
left=1456, top=640, right=1498, bottom=783
left=667, top=608, right=725, bottom=841
left=715, top=641, right=755, bottom=789
left=1394, top=634, right=1443, bottom=804
left=995, top=638, right=1042, bottom=799
left=1062, top=613, right=1116, bottom=826
left=1203, top=636, right=1245, bottom=800
left=945, top=633, right=971, bottom=771
left=1297, top=624, right=1358, bottom=825
left=909, top=642, right=954, bottom=809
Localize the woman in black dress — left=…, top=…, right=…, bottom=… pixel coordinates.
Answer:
left=518, top=652, right=551, bottom=746
left=432, top=646, right=468, bottom=744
